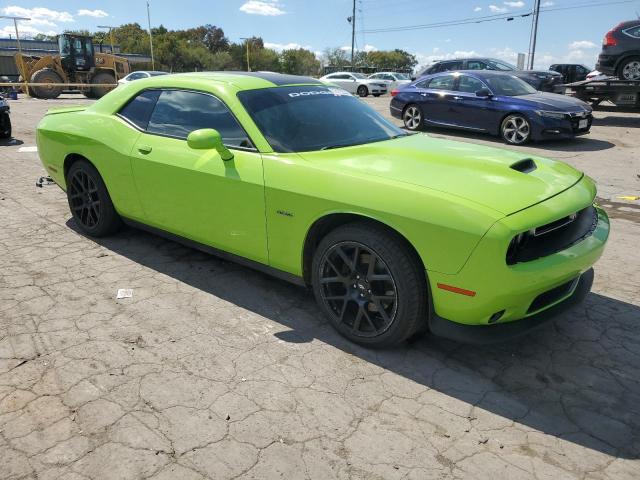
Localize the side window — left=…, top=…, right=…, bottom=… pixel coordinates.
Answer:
left=414, top=79, right=430, bottom=89
left=369, top=74, right=380, bottom=79
left=147, top=90, right=252, bottom=148
left=428, top=75, right=456, bottom=90
left=457, top=75, right=486, bottom=93
left=623, top=25, right=640, bottom=38
left=384, top=74, right=395, bottom=80
left=118, top=90, right=161, bottom=130
left=467, top=61, right=486, bottom=70
left=441, top=61, right=462, bottom=71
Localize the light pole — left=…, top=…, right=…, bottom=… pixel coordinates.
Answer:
left=0, top=15, right=31, bottom=95
left=347, top=0, right=356, bottom=71
left=146, top=1, right=155, bottom=70
left=240, top=37, right=251, bottom=71
left=97, top=25, right=116, bottom=53
left=527, top=0, right=541, bottom=69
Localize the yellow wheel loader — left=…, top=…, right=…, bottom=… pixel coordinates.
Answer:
left=15, top=33, right=130, bottom=99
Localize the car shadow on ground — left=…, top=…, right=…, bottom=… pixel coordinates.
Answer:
left=421, top=128, right=616, bottom=152
left=591, top=115, right=640, bottom=128
left=71, top=220, right=640, bottom=460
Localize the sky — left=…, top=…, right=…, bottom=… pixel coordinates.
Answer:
left=1, top=0, right=639, bottom=71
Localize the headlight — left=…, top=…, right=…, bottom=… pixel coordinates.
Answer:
left=535, top=110, right=566, bottom=119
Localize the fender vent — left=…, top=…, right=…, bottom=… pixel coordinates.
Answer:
left=510, top=158, right=537, bottom=174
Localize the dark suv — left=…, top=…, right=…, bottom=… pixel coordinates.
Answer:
left=416, top=58, right=563, bottom=92
left=596, top=21, right=640, bottom=80
left=549, top=64, right=591, bottom=83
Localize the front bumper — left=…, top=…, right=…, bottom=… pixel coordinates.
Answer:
left=531, top=112, right=593, bottom=140
left=429, top=268, right=594, bottom=344
left=427, top=177, right=609, bottom=340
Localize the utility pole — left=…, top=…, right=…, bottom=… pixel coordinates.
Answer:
left=240, top=37, right=251, bottom=71
left=97, top=25, right=116, bottom=53
left=350, top=0, right=356, bottom=71
left=0, top=15, right=31, bottom=96
left=527, top=0, right=541, bottom=69
left=146, top=1, right=155, bottom=70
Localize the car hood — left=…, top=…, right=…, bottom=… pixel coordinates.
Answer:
left=298, top=134, right=583, bottom=215
left=503, top=92, right=591, bottom=111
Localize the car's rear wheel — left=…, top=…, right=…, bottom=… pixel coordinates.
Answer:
left=618, top=57, right=640, bottom=81
left=311, top=222, right=427, bottom=348
left=403, top=104, right=423, bottom=131
left=66, top=160, right=121, bottom=237
left=357, top=85, right=369, bottom=97
left=501, top=114, right=531, bottom=145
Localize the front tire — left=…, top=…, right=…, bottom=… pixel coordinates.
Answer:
left=501, top=114, right=531, bottom=145
left=357, top=85, right=369, bottom=97
left=403, top=104, right=423, bottom=131
left=66, top=160, right=121, bottom=237
left=618, top=57, right=640, bottom=81
left=373, top=93, right=381, bottom=97
left=311, top=222, right=427, bottom=348
left=90, top=71, right=116, bottom=98
left=30, top=69, right=63, bottom=99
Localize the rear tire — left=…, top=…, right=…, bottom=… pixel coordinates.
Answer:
left=402, top=104, right=423, bottom=131
left=311, top=222, right=427, bottom=348
left=30, top=69, right=63, bottom=99
left=617, top=57, right=640, bottom=81
left=90, top=71, right=116, bottom=98
left=0, top=112, right=11, bottom=139
left=357, top=85, right=369, bottom=97
left=66, top=160, right=121, bottom=237
left=373, top=93, right=381, bottom=97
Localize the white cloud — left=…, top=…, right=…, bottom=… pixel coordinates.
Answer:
left=542, top=1, right=554, bottom=6
left=340, top=44, right=377, bottom=52
left=264, top=42, right=311, bottom=51
left=569, top=40, right=597, bottom=49
left=2, top=6, right=73, bottom=27
left=0, top=24, right=56, bottom=38
left=504, top=1, right=525, bottom=7
left=488, top=5, right=507, bottom=13
left=474, top=6, right=482, bottom=11
left=77, top=9, right=108, bottom=18
left=239, top=1, right=286, bottom=16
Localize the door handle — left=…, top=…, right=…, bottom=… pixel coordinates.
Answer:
left=137, top=145, right=152, bottom=154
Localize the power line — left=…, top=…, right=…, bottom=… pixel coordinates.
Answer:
left=359, top=0, right=636, bottom=34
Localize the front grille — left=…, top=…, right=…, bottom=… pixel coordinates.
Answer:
left=506, top=206, right=598, bottom=265
left=527, top=277, right=577, bottom=314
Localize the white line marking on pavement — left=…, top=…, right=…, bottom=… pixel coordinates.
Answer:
left=18, top=146, right=38, bottom=153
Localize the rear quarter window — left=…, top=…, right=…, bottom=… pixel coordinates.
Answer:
left=118, top=90, right=161, bottom=130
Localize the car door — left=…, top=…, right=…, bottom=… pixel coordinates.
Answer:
left=328, top=74, right=357, bottom=93
left=451, top=74, right=496, bottom=131
left=416, top=74, right=458, bottom=125
left=124, top=89, right=268, bottom=263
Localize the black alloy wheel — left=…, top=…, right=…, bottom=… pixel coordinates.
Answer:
left=66, top=160, right=121, bottom=237
left=312, top=222, right=427, bottom=347
left=319, top=241, right=398, bottom=338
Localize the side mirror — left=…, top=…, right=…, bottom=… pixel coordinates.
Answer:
left=187, top=128, right=234, bottom=161
left=476, top=88, right=493, bottom=98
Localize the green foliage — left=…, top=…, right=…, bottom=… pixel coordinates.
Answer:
left=280, top=49, right=321, bottom=76
left=366, top=49, right=417, bottom=70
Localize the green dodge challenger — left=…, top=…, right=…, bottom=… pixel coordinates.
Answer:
left=36, top=72, right=610, bottom=347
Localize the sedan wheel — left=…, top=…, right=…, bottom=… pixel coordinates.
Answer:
left=501, top=114, right=531, bottom=145
left=619, top=58, right=640, bottom=81
left=66, top=160, right=121, bottom=237
left=403, top=105, right=423, bottom=131
left=357, top=85, right=368, bottom=97
left=311, top=222, right=427, bottom=348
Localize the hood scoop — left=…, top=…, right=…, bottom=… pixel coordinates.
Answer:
left=510, top=158, right=537, bottom=174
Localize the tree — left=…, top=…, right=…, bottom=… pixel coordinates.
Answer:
left=323, top=47, right=349, bottom=68
left=365, top=49, right=417, bottom=71
left=280, top=48, right=320, bottom=76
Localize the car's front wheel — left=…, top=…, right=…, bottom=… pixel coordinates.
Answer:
left=66, top=159, right=121, bottom=237
left=311, top=222, right=427, bottom=348
left=357, top=85, right=369, bottom=97
left=618, top=57, right=640, bottom=81
left=403, top=104, right=423, bottom=131
left=501, top=114, right=531, bottom=145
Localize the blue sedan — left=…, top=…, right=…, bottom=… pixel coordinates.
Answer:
left=390, top=70, right=593, bottom=145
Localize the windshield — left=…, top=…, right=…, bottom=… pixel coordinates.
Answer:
left=395, top=73, right=409, bottom=80
left=238, top=85, right=406, bottom=153
left=486, top=60, right=516, bottom=71
left=484, top=75, right=537, bottom=96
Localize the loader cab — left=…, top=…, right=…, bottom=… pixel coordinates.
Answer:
left=58, top=34, right=95, bottom=73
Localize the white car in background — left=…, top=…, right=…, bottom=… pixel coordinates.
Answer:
left=319, top=72, right=388, bottom=97
left=367, top=71, right=411, bottom=91
left=585, top=70, right=611, bottom=81
left=118, top=71, right=169, bottom=85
